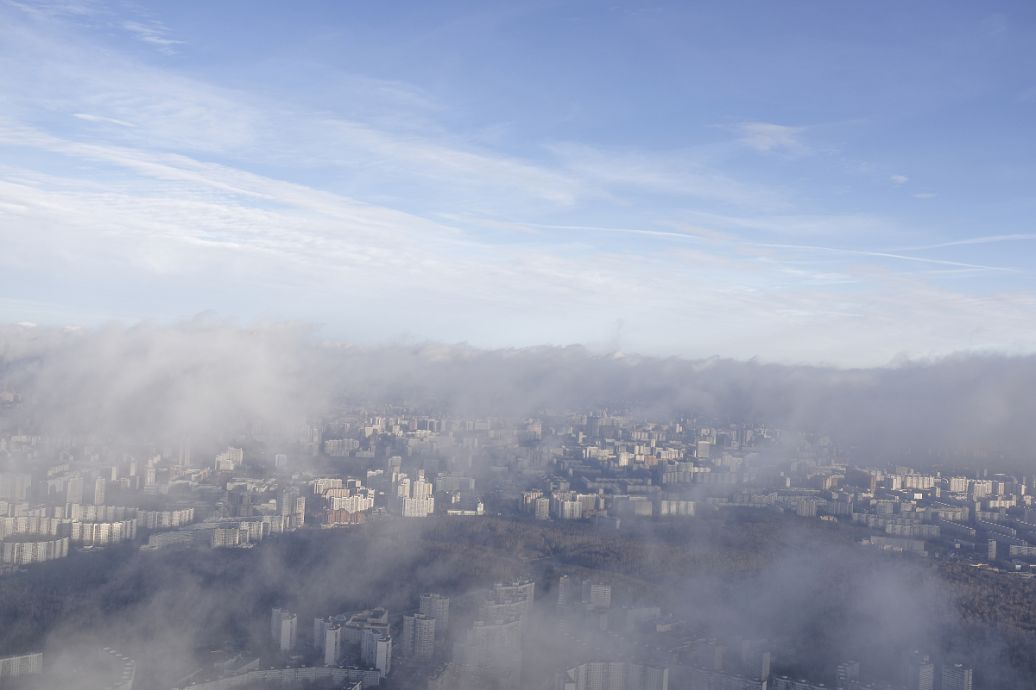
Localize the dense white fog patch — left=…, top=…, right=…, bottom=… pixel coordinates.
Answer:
left=0, top=320, right=329, bottom=445
left=3, top=322, right=1036, bottom=465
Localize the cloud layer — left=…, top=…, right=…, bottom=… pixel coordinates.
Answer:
left=4, top=322, right=1036, bottom=467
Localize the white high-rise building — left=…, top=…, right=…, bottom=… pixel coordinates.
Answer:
left=419, top=593, right=450, bottom=635
left=941, top=663, right=973, bottom=690
left=581, top=580, right=611, bottom=609
left=554, top=662, right=668, bottom=690
left=493, top=580, right=535, bottom=619
left=271, top=608, right=297, bottom=652
left=0, top=473, right=32, bottom=501
left=835, top=660, right=859, bottom=690
left=402, top=614, right=436, bottom=660
left=65, top=475, right=84, bottom=505
left=215, top=447, right=245, bottom=472
left=400, top=496, right=435, bottom=518
left=272, top=608, right=286, bottom=640
left=905, top=652, right=934, bottom=690
left=323, top=624, right=342, bottom=666
left=0, top=652, right=43, bottom=682
left=454, top=618, right=522, bottom=685
left=360, top=628, right=391, bottom=676
left=557, top=575, right=577, bottom=607
left=314, top=616, right=333, bottom=653
left=393, top=470, right=437, bottom=517
left=412, top=470, right=434, bottom=499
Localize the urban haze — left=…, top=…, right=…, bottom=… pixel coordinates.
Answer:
left=2, top=3, right=1036, bottom=690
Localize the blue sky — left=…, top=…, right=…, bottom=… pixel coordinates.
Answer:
left=1, top=1, right=1035, bottom=364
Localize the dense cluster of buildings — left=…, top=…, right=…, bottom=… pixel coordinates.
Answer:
left=0, top=408, right=1004, bottom=688
left=0, top=647, right=135, bottom=690
left=509, top=414, right=1036, bottom=575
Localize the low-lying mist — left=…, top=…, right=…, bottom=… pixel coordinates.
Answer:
left=2, top=320, right=1036, bottom=468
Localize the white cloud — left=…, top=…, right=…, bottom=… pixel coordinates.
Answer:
left=121, top=19, right=183, bottom=54
left=890, top=174, right=909, bottom=185
left=735, top=121, right=807, bottom=154
left=72, top=112, right=136, bottom=128
left=4, top=0, right=95, bottom=20
left=549, top=143, right=788, bottom=209
left=319, top=119, right=582, bottom=207
left=892, top=234, right=1036, bottom=251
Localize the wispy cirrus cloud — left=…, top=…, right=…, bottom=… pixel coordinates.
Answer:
left=891, top=234, right=1036, bottom=252
left=2, top=0, right=95, bottom=20
left=548, top=142, right=788, bottom=209
left=1, top=2, right=1035, bottom=364
left=750, top=241, right=1016, bottom=273
left=735, top=121, right=808, bottom=155
left=2, top=141, right=1035, bottom=364
left=121, top=19, right=183, bottom=54
left=72, top=112, right=136, bottom=128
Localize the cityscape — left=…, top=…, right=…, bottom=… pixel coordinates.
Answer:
left=1, top=349, right=1034, bottom=689
left=2, top=1, right=1036, bottom=689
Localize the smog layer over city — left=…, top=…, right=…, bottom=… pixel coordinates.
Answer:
left=2, top=3, right=1036, bottom=690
